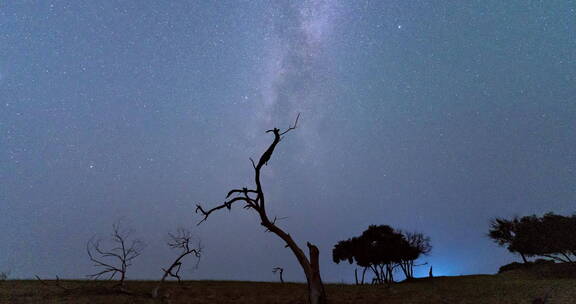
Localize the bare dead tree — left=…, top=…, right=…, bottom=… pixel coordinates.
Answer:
left=152, top=228, right=202, bottom=298
left=86, top=222, right=144, bottom=290
left=162, top=228, right=202, bottom=283
left=272, top=267, right=284, bottom=283
left=195, top=114, right=327, bottom=304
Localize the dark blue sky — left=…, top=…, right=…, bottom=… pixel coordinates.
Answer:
left=1, top=1, right=575, bottom=282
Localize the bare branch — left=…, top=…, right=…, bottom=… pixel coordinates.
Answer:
left=196, top=196, right=257, bottom=225
left=226, top=188, right=258, bottom=198
left=280, top=112, right=300, bottom=136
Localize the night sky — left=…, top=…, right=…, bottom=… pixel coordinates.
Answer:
left=1, top=1, right=575, bottom=282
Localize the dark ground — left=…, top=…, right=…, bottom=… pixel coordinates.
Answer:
left=1, top=271, right=575, bottom=304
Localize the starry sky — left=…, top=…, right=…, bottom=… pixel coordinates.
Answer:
left=1, top=1, right=575, bottom=282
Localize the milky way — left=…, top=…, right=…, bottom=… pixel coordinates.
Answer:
left=1, top=1, right=575, bottom=282
left=253, top=1, right=340, bottom=144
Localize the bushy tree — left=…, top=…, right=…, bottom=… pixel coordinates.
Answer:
left=489, top=212, right=576, bottom=263
left=332, top=225, right=431, bottom=283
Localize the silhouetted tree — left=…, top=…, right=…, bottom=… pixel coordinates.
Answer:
left=333, top=230, right=390, bottom=284
left=153, top=228, right=202, bottom=298
left=195, top=115, right=327, bottom=304
left=161, top=228, right=202, bottom=283
left=489, top=213, right=576, bottom=263
left=86, top=222, right=144, bottom=290
left=359, top=225, right=404, bottom=284
left=333, top=225, right=431, bottom=283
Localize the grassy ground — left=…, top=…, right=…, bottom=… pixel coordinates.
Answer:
left=1, top=274, right=574, bottom=303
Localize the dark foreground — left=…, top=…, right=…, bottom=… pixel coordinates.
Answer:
left=1, top=274, right=575, bottom=304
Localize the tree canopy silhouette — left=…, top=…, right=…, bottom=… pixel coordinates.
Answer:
left=489, top=212, right=576, bottom=263
left=333, top=225, right=431, bottom=284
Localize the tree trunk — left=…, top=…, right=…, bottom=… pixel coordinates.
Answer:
left=307, top=243, right=327, bottom=304
left=261, top=219, right=326, bottom=304
left=369, top=265, right=380, bottom=284
left=520, top=253, right=528, bottom=264
left=119, top=268, right=126, bottom=288
left=399, top=261, right=409, bottom=280
left=386, top=265, right=394, bottom=285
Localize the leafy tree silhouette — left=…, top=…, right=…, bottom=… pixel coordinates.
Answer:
left=489, top=212, right=576, bottom=263
left=333, top=225, right=431, bottom=284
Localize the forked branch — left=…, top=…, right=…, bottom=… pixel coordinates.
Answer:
left=195, top=114, right=300, bottom=225
left=195, top=196, right=257, bottom=225
left=280, top=113, right=300, bottom=136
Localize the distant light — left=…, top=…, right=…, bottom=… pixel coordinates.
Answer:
left=397, top=25, right=402, bottom=29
